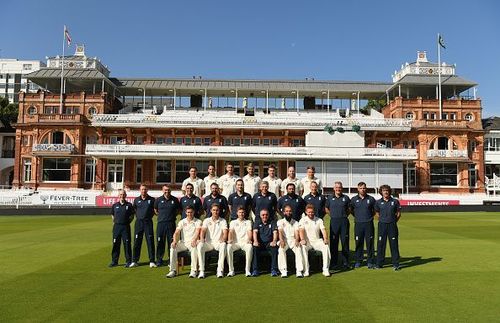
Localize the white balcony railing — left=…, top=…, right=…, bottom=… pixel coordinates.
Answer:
left=485, top=151, right=500, bottom=164
left=426, top=149, right=468, bottom=159
left=32, top=144, right=75, bottom=153
left=85, top=144, right=417, bottom=160
left=90, top=111, right=412, bottom=131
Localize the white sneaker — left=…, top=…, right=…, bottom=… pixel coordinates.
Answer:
left=303, top=271, right=310, bottom=277
left=149, top=262, right=157, bottom=268
left=245, top=271, right=252, bottom=277
left=216, top=271, right=224, bottom=278
left=296, top=272, right=304, bottom=278
left=227, top=271, right=235, bottom=277
left=198, top=271, right=205, bottom=279
left=322, top=270, right=331, bottom=277
left=129, top=262, right=138, bottom=268
left=189, top=271, right=197, bottom=278
left=281, top=271, right=288, bottom=278
left=166, top=271, right=176, bottom=278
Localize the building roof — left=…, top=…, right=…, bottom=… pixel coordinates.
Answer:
left=482, top=117, right=500, bottom=131
left=26, top=68, right=109, bottom=79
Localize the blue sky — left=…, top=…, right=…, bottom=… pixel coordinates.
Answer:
left=3, top=0, right=499, bottom=116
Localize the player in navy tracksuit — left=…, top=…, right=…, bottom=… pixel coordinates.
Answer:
left=303, top=181, right=326, bottom=219
left=277, top=183, right=306, bottom=221
left=109, top=189, right=134, bottom=268
left=350, top=182, right=376, bottom=268
left=228, top=179, right=253, bottom=220
left=203, top=182, right=229, bottom=219
left=325, top=181, right=351, bottom=269
left=130, top=185, right=156, bottom=268
left=374, top=184, right=402, bottom=271
left=154, top=185, right=181, bottom=267
left=251, top=209, right=279, bottom=276
left=180, top=183, right=203, bottom=219
left=252, top=181, right=278, bottom=223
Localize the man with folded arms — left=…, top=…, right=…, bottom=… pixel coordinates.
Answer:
left=226, top=206, right=253, bottom=277
left=277, top=205, right=304, bottom=278
left=299, top=204, right=331, bottom=277
left=197, top=204, right=228, bottom=278
left=166, top=206, right=201, bottom=278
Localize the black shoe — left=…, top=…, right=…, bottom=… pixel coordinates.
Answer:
left=108, top=262, right=118, bottom=268
left=124, top=262, right=132, bottom=268
left=156, top=260, right=163, bottom=267
left=393, top=265, right=401, bottom=271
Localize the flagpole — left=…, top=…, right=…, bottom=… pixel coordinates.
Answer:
left=437, top=33, right=442, bottom=119
left=60, top=26, right=65, bottom=113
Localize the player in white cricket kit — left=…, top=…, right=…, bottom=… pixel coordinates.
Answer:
left=299, top=204, right=331, bottom=277
left=300, top=165, right=323, bottom=197
left=281, top=166, right=303, bottom=196
left=219, top=162, right=240, bottom=199
left=166, top=206, right=201, bottom=278
left=182, top=166, right=205, bottom=197
left=197, top=203, right=228, bottom=278
left=226, top=206, right=253, bottom=277
left=203, top=164, right=219, bottom=197
left=262, top=164, right=282, bottom=197
left=243, top=163, right=261, bottom=196
left=277, top=205, right=304, bottom=278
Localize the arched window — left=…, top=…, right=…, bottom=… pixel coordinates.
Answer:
left=40, top=131, right=73, bottom=145
left=432, top=137, right=457, bottom=150
left=27, top=106, right=37, bottom=115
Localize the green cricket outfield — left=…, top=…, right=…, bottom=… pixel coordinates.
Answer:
left=1, top=212, right=499, bottom=322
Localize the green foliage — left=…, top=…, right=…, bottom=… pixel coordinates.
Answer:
left=361, top=98, right=387, bottom=114
left=0, top=96, right=18, bottom=128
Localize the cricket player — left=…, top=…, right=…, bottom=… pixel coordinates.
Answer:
left=226, top=206, right=253, bottom=277
left=350, top=181, right=376, bottom=268
left=325, top=181, right=351, bottom=269
left=154, top=185, right=181, bottom=267
left=166, top=206, right=201, bottom=278
left=281, top=166, right=303, bottom=196
left=277, top=183, right=306, bottom=221
left=109, top=189, right=134, bottom=268
left=252, top=209, right=279, bottom=277
left=180, top=183, right=202, bottom=219
left=131, top=184, right=156, bottom=268
left=197, top=204, right=228, bottom=278
left=277, top=205, right=304, bottom=278
left=243, top=162, right=261, bottom=196
left=182, top=166, right=205, bottom=198
left=228, top=179, right=253, bottom=220
left=374, top=184, right=402, bottom=271
left=262, top=164, right=282, bottom=197
left=218, top=162, right=240, bottom=199
left=252, top=181, right=277, bottom=223
left=203, top=164, right=219, bottom=197
left=299, top=204, right=331, bottom=277
left=303, top=181, right=326, bottom=219
left=300, top=165, right=323, bottom=197
left=203, top=182, right=229, bottom=219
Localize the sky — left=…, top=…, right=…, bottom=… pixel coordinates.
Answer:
left=2, top=0, right=499, bottom=117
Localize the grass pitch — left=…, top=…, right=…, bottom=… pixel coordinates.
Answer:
left=1, top=212, right=500, bottom=322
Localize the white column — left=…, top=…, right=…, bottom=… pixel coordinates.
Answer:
left=173, top=88, right=176, bottom=111
left=327, top=90, right=330, bottom=113
left=204, top=88, right=207, bottom=111
left=266, top=90, right=269, bottom=113
left=296, top=90, right=299, bottom=113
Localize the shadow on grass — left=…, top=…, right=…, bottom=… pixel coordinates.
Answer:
left=399, top=256, right=442, bottom=268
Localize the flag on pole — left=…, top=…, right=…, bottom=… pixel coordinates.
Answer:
left=64, top=26, right=72, bottom=46
left=438, top=34, right=446, bottom=49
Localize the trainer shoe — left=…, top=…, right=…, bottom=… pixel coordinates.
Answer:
left=354, top=262, right=361, bottom=269
left=189, top=271, right=197, bottom=278
left=124, top=262, right=132, bottom=268
left=108, top=262, right=118, bottom=268
left=245, top=271, right=252, bottom=277
left=271, top=270, right=279, bottom=277
left=281, top=271, right=288, bottom=278
left=322, top=270, right=331, bottom=277
left=373, top=265, right=382, bottom=269
left=129, top=262, right=138, bottom=268
left=149, top=262, right=157, bottom=268
left=198, top=271, right=205, bottom=279
left=303, top=271, right=310, bottom=277
left=251, top=270, right=259, bottom=277
left=367, top=263, right=374, bottom=269
left=217, top=271, right=224, bottom=278
left=296, top=272, right=304, bottom=278
left=166, top=271, right=176, bottom=278
left=393, top=265, right=401, bottom=271
left=227, top=271, right=235, bottom=277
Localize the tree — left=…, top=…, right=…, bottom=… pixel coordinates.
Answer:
left=360, top=98, right=387, bottom=115
left=0, top=96, right=18, bottom=129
